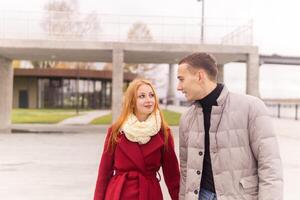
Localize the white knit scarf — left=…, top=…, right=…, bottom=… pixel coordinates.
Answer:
left=121, top=110, right=161, bottom=144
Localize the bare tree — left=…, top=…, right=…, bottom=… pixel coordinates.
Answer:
left=41, top=0, right=100, bottom=39
left=127, top=22, right=153, bottom=42
left=101, top=22, right=162, bottom=85
left=125, top=22, right=158, bottom=80
left=31, top=0, right=100, bottom=69
left=41, top=0, right=78, bottom=38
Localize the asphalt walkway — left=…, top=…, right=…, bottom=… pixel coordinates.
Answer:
left=1, top=106, right=299, bottom=199
left=58, top=110, right=110, bottom=125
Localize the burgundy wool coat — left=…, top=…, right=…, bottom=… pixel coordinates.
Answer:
left=94, top=127, right=180, bottom=200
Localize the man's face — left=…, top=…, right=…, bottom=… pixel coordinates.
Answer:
left=177, top=63, right=203, bottom=101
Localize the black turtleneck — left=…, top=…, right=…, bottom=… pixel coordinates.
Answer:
left=197, top=83, right=223, bottom=193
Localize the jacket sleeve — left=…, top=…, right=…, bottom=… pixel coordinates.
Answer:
left=162, top=129, right=180, bottom=200
left=248, top=98, right=283, bottom=200
left=93, top=128, right=114, bottom=200
left=179, top=115, right=188, bottom=200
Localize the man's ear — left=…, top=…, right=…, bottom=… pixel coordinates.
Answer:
left=197, top=69, right=205, bottom=81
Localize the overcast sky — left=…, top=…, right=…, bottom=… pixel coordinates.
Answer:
left=0, top=0, right=299, bottom=56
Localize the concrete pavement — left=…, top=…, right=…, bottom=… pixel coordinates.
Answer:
left=0, top=116, right=299, bottom=199
left=58, top=110, right=110, bottom=125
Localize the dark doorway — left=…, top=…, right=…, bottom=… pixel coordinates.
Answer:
left=19, top=90, right=29, bottom=108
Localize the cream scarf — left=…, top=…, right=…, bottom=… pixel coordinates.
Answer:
left=121, top=110, right=161, bottom=144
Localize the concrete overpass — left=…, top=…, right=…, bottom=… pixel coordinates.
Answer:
left=260, top=54, right=300, bottom=66
left=0, top=12, right=298, bottom=134
left=0, top=39, right=259, bottom=132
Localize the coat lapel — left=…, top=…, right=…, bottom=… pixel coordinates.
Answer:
left=118, top=134, right=146, bottom=172
left=141, top=131, right=164, bottom=157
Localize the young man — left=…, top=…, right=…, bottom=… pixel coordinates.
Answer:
left=177, top=53, right=283, bottom=200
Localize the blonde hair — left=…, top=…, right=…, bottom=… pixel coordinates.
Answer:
left=108, top=78, right=169, bottom=151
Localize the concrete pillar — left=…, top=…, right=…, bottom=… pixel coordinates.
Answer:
left=246, top=53, right=260, bottom=97
left=112, top=49, right=124, bottom=122
left=38, top=79, right=42, bottom=108
left=100, top=81, right=106, bottom=109
left=0, top=57, right=13, bottom=133
left=217, top=64, right=224, bottom=83
left=167, top=64, right=176, bottom=105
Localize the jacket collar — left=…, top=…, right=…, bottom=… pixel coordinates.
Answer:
left=193, top=84, right=229, bottom=107
left=118, top=134, right=146, bottom=172
left=197, top=83, right=223, bottom=108
left=216, top=84, right=229, bottom=106
left=140, top=130, right=164, bottom=157
left=117, top=131, right=164, bottom=172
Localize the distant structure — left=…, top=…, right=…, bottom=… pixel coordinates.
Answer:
left=13, top=68, right=136, bottom=109
left=0, top=12, right=257, bottom=132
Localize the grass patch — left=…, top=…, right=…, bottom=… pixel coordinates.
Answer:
left=90, top=109, right=181, bottom=126
left=90, top=113, right=113, bottom=125
left=12, top=109, right=78, bottom=124
left=162, top=110, right=181, bottom=126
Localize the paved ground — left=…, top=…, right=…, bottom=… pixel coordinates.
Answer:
left=0, top=118, right=299, bottom=199
left=58, top=110, right=110, bottom=125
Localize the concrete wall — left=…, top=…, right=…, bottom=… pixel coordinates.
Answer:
left=167, top=64, right=176, bottom=105
left=0, top=57, right=13, bottom=133
left=13, top=77, right=38, bottom=109
left=246, top=53, right=260, bottom=97
left=0, top=40, right=260, bottom=120
left=112, top=48, right=124, bottom=121
left=217, top=64, right=224, bottom=83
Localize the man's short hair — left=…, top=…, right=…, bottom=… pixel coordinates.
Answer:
left=178, top=52, right=218, bottom=81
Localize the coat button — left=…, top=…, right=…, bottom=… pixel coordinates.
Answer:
left=199, top=151, right=203, bottom=156
left=196, top=170, right=201, bottom=175
left=194, top=190, right=198, bottom=195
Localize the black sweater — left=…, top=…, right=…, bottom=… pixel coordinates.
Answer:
left=197, top=83, right=223, bottom=193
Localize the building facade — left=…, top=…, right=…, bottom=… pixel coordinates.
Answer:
left=13, top=68, right=136, bottom=109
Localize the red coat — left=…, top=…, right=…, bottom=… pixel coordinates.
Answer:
left=94, top=128, right=180, bottom=200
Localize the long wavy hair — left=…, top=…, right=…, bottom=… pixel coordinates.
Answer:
left=107, top=79, right=169, bottom=151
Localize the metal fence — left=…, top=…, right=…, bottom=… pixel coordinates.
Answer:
left=0, top=10, right=253, bottom=45
left=266, top=103, right=300, bottom=120
left=179, top=100, right=300, bottom=120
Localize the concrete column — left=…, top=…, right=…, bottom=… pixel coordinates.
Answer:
left=167, top=64, right=176, bottom=105
left=0, top=57, right=13, bottom=133
left=100, top=81, right=106, bottom=109
left=112, top=49, right=124, bottom=122
left=217, top=64, right=224, bottom=83
left=38, top=79, right=42, bottom=108
left=246, top=53, right=260, bottom=97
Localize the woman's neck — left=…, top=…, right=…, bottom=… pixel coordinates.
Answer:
left=135, top=113, right=149, bottom=122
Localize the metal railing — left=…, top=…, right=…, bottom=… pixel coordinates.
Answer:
left=178, top=100, right=300, bottom=120
left=221, top=20, right=253, bottom=45
left=0, top=10, right=253, bottom=45
left=266, top=103, right=300, bottom=120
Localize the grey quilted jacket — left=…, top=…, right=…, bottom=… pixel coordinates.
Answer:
left=179, top=86, right=283, bottom=200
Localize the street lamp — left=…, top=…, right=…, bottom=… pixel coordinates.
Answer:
left=197, top=0, right=205, bottom=43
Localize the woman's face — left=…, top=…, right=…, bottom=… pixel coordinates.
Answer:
left=135, top=84, right=156, bottom=120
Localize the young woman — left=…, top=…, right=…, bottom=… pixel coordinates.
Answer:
left=94, top=79, right=180, bottom=200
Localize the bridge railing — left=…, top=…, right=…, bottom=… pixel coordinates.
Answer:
left=221, top=20, right=253, bottom=46
left=265, top=102, right=300, bottom=120
left=0, top=10, right=253, bottom=45
left=179, top=99, right=300, bottom=120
